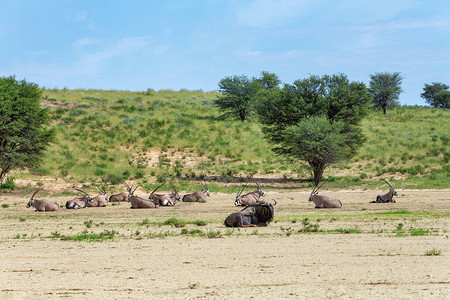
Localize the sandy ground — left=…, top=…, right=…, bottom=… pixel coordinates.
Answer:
left=0, top=189, right=449, bottom=299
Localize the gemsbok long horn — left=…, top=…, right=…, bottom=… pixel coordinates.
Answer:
left=30, top=186, right=44, bottom=200
left=314, top=180, right=328, bottom=194
left=382, top=179, right=394, bottom=190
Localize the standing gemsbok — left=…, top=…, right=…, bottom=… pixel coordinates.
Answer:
left=65, top=188, right=92, bottom=209
left=27, top=186, right=59, bottom=212
left=86, top=184, right=107, bottom=207
left=149, top=181, right=181, bottom=206
left=308, top=181, right=342, bottom=208
left=371, top=179, right=398, bottom=203
left=182, top=181, right=210, bottom=202
left=129, top=185, right=157, bottom=209
left=234, top=180, right=265, bottom=206
left=109, top=180, right=132, bottom=202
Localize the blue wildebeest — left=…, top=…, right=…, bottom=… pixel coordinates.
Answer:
left=224, top=200, right=277, bottom=227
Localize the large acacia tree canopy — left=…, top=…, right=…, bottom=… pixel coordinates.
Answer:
left=0, top=76, right=55, bottom=182
left=255, top=74, right=370, bottom=184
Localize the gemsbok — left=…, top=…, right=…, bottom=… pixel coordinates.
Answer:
left=149, top=181, right=181, bottom=206
left=109, top=180, right=132, bottom=202
left=234, top=180, right=265, bottom=206
left=182, top=181, right=210, bottom=202
left=225, top=200, right=277, bottom=227
left=371, top=179, right=398, bottom=203
left=308, top=181, right=342, bottom=208
left=26, top=186, right=59, bottom=212
left=65, top=188, right=92, bottom=209
left=129, top=185, right=157, bottom=209
left=86, top=184, right=107, bottom=207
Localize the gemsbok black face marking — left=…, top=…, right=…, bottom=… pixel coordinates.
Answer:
left=371, top=179, right=398, bottom=203
left=234, top=180, right=265, bottom=206
left=182, top=181, right=210, bottom=202
left=225, top=200, right=277, bottom=227
left=27, top=186, right=59, bottom=212
left=65, top=188, right=92, bottom=209
left=308, top=181, right=342, bottom=208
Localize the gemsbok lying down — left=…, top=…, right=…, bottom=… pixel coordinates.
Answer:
left=109, top=180, right=132, bottom=202
left=129, top=185, right=157, bottom=209
left=149, top=181, right=180, bottom=206
left=86, top=184, right=107, bottom=207
left=182, top=181, right=210, bottom=202
left=66, top=188, right=92, bottom=209
left=234, top=180, right=265, bottom=206
left=224, top=200, right=276, bottom=227
left=308, top=181, right=342, bottom=208
left=371, top=179, right=398, bottom=203
left=27, top=186, right=59, bottom=212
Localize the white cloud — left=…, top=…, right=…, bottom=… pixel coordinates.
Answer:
left=73, top=38, right=102, bottom=49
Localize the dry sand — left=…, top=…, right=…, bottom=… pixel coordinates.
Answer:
left=0, top=189, right=449, bottom=299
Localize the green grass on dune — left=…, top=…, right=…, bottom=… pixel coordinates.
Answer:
left=12, top=88, right=450, bottom=191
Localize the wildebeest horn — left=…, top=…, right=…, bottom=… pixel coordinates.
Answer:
left=382, top=179, right=394, bottom=190
left=30, top=186, right=44, bottom=200
left=272, top=200, right=277, bottom=206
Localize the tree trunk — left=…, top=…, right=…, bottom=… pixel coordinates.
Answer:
left=382, top=106, right=387, bottom=115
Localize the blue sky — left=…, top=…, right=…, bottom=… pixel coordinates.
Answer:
left=1, top=0, right=449, bottom=105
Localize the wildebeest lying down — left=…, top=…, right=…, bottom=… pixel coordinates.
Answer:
left=224, top=200, right=276, bottom=227
left=371, top=179, right=398, bottom=203
left=309, top=181, right=342, bottom=208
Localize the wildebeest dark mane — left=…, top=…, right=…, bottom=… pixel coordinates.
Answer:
left=243, top=204, right=273, bottom=223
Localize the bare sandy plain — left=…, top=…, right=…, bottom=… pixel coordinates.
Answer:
left=0, top=189, right=449, bottom=299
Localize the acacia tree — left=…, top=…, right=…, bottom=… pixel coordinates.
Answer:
left=255, top=74, right=370, bottom=185
left=214, top=75, right=260, bottom=121
left=369, top=72, right=404, bottom=114
left=214, top=72, right=279, bottom=121
left=256, top=71, right=281, bottom=90
left=420, top=82, right=450, bottom=108
left=0, top=76, right=55, bottom=183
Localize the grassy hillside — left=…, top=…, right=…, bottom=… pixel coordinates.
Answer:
left=12, top=88, right=450, bottom=192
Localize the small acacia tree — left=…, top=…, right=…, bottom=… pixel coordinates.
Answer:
left=0, top=76, right=55, bottom=183
left=214, top=75, right=260, bottom=121
left=214, top=71, right=279, bottom=121
left=420, top=82, right=450, bottom=108
left=255, top=74, right=370, bottom=185
left=369, top=72, right=404, bottom=114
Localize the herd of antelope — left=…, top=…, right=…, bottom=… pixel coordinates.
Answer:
left=26, top=178, right=398, bottom=227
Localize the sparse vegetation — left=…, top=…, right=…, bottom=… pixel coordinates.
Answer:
left=424, top=248, right=442, bottom=256
left=1, top=88, right=446, bottom=190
